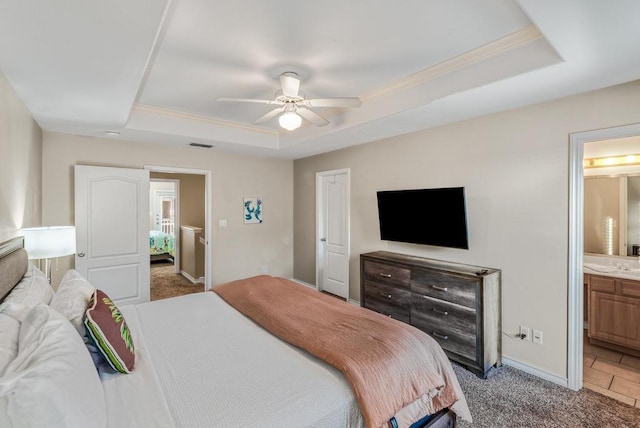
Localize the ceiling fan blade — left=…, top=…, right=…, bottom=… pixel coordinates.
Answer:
left=254, top=107, right=284, bottom=124
left=280, top=72, right=300, bottom=98
left=297, top=107, right=329, bottom=127
left=217, top=97, right=280, bottom=105
left=306, top=97, right=362, bottom=108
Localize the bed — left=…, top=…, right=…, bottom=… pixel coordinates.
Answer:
left=0, top=237, right=471, bottom=428
left=149, top=229, right=175, bottom=262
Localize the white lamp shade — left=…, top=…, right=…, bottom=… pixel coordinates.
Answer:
left=21, top=226, right=76, bottom=259
left=279, top=111, right=302, bottom=131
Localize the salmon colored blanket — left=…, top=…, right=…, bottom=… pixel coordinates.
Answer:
left=213, top=276, right=471, bottom=428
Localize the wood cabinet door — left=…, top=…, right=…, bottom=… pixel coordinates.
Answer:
left=590, top=291, right=640, bottom=350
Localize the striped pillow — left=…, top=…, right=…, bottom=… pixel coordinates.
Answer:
left=84, top=289, right=135, bottom=374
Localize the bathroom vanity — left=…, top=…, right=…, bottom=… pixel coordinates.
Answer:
left=584, top=258, right=640, bottom=356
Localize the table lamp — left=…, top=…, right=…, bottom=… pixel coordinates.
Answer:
left=20, top=226, right=76, bottom=282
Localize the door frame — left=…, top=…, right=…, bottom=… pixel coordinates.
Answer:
left=145, top=165, right=213, bottom=291
left=315, top=168, right=351, bottom=297
left=150, top=178, right=180, bottom=274
left=568, top=122, right=640, bottom=390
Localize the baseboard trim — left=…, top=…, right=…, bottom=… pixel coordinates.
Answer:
left=180, top=271, right=202, bottom=285
left=348, top=299, right=360, bottom=306
left=290, top=278, right=317, bottom=290
left=502, top=356, right=568, bottom=388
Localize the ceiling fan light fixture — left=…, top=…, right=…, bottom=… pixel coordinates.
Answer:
left=279, top=111, right=302, bottom=131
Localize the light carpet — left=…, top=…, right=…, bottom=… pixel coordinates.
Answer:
left=150, top=261, right=203, bottom=301
left=454, top=364, right=640, bottom=427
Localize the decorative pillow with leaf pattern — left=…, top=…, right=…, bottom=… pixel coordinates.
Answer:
left=84, top=289, right=135, bottom=374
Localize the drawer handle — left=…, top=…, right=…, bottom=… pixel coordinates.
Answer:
left=379, top=273, right=392, bottom=278
left=431, top=285, right=448, bottom=292
left=432, top=332, right=449, bottom=340
left=432, top=308, right=449, bottom=316
left=381, top=293, right=392, bottom=298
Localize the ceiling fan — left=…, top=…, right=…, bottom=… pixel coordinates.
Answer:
left=217, top=72, right=362, bottom=131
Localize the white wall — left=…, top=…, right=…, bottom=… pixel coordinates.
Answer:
left=293, top=80, right=640, bottom=379
left=0, top=72, right=42, bottom=242
left=42, top=132, right=293, bottom=286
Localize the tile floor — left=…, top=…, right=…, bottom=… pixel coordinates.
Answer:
left=583, top=333, right=640, bottom=407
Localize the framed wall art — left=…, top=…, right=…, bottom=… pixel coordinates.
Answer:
left=243, top=197, right=263, bottom=224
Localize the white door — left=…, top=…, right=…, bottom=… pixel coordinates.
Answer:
left=75, top=165, right=150, bottom=305
left=316, top=170, right=350, bottom=299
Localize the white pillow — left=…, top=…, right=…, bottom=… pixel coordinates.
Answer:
left=0, top=301, right=31, bottom=322
left=50, top=269, right=96, bottom=336
left=0, top=302, right=31, bottom=376
left=0, top=313, right=19, bottom=377
left=2, top=264, right=54, bottom=307
left=0, top=304, right=107, bottom=428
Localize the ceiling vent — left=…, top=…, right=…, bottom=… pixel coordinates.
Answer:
left=189, top=142, right=213, bottom=148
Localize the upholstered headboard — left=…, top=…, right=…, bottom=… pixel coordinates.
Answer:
left=0, top=237, right=28, bottom=301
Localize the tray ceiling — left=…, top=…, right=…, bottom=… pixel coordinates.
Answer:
left=1, top=0, right=640, bottom=159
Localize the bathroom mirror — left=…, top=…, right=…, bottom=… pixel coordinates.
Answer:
left=584, top=174, right=640, bottom=257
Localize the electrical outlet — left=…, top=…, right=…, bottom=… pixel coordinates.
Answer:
left=533, top=329, right=543, bottom=345
left=519, top=325, right=531, bottom=341
left=261, top=265, right=268, bottom=273
left=219, top=219, right=227, bottom=228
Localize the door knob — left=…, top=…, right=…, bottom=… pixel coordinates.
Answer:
left=77, top=252, right=85, bottom=257
left=320, top=238, right=327, bottom=242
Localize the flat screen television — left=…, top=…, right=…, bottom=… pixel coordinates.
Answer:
left=376, top=187, right=469, bottom=249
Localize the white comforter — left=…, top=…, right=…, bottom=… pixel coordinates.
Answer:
left=101, top=292, right=363, bottom=427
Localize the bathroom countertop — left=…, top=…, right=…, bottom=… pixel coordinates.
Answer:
left=584, top=254, right=640, bottom=281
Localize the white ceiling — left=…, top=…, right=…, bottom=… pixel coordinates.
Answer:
left=584, top=136, right=640, bottom=158
left=1, top=0, right=640, bottom=159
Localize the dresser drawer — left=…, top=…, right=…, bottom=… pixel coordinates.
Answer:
left=411, top=269, right=478, bottom=308
left=363, top=281, right=411, bottom=323
left=363, top=260, right=410, bottom=289
left=364, top=281, right=412, bottom=306
left=411, top=305, right=477, bottom=362
left=411, top=294, right=477, bottom=335
left=364, top=300, right=411, bottom=324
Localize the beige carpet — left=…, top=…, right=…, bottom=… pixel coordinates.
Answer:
left=150, top=261, right=203, bottom=301
left=454, top=363, right=640, bottom=427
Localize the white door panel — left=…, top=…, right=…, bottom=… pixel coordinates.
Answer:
left=89, top=178, right=140, bottom=257
left=75, top=165, right=150, bottom=305
left=327, top=183, right=346, bottom=246
left=87, top=264, right=140, bottom=302
left=317, top=170, right=350, bottom=299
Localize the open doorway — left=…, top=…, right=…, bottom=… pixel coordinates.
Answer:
left=568, top=123, right=640, bottom=392
left=580, top=136, right=640, bottom=404
left=150, top=179, right=178, bottom=267
left=147, top=167, right=211, bottom=300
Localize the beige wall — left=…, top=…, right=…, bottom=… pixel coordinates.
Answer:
left=294, top=80, right=640, bottom=378
left=0, top=72, right=42, bottom=242
left=42, top=133, right=293, bottom=286
left=151, top=172, right=205, bottom=229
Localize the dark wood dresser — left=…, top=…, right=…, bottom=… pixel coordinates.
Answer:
left=360, top=251, right=501, bottom=378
